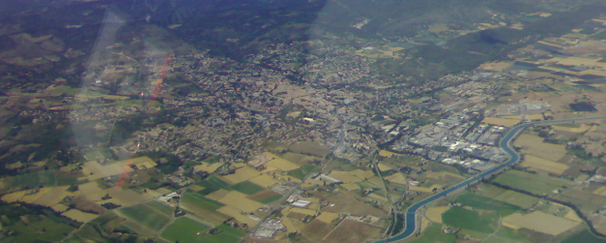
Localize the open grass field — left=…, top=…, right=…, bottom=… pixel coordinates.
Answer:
left=493, top=190, right=540, bottom=208
left=145, top=200, right=175, bottom=215
left=265, top=157, right=301, bottom=171
left=216, top=206, right=259, bottom=227
left=119, top=203, right=171, bottom=231
left=182, top=191, right=224, bottom=211
left=288, top=163, right=317, bottom=180
left=198, top=230, right=242, bottom=243
left=160, top=216, right=210, bottom=243
left=248, top=189, right=282, bottom=204
left=230, top=181, right=265, bottom=195
left=454, top=193, right=522, bottom=216
left=492, top=170, right=573, bottom=195
left=515, top=134, right=567, bottom=161
left=502, top=211, right=579, bottom=235
left=62, top=209, right=99, bottom=223
left=562, top=229, right=606, bottom=243
left=0, top=170, right=79, bottom=193
left=521, top=155, right=570, bottom=175
left=408, top=223, right=457, bottom=243
left=442, top=207, right=498, bottom=233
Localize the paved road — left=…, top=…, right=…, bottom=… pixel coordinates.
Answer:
left=378, top=116, right=606, bottom=243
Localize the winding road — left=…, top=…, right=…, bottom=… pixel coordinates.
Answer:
left=378, top=116, right=606, bottom=243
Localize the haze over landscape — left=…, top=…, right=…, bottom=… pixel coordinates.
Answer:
left=3, top=0, right=606, bottom=242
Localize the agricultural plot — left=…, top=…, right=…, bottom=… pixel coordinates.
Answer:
left=453, top=193, right=522, bottom=216
left=408, top=223, right=457, bottom=243
left=265, top=157, right=300, bottom=171
left=288, top=163, right=317, bottom=180
left=424, top=206, right=449, bottom=223
left=248, top=190, right=282, bottom=204
left=562, top=229, right=606, bottom=243
left=514, top=134, right=567, bottom=161
left=521, top=155, right=570, bottom=175
left=218, top=190, right=264, bottom=213
left=482, top=117, right=520, bottom=127
left=221, top=166, right=261, bottom=184
left=493, top=190, right=540, bottom=208
left=160, top=216, right=210, bottom=243
left=198, top=176, right=231, bottom=195
left=248, top=174, right=279, bottom=188
left=492, top=170, right=573, bottom=195
left=502, top=211, right=579, bottom=235
left=442, top=207, right=498, bottom=233
left=230, top=181, right=265, bottom=195
left=182, top=191, right=224, bottom=211
left=0, top=170, right=79, bottom=193
left=62, top=209, right=99, bottom=223
left=118, top=203, right=171, bottom=231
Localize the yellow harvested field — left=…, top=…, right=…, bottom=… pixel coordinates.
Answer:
left=1, top=190, right=27, bottom=203
left=348, top=169, right=375, bottom=180
left=289, top=207, right=316, bottom=216
left=328, top=171, right=363, bottom=183
left=103, top=187, right=153, bottom=207
left=479, top=61, right=513, bottom=72
left=248, top=174, right=280, bottom=188
left=265, top=158, right=300, bottom=171
left=425, top=206, right=449, bottom=223
left=564, top=209, right=583, bottom=223
left=515, top=134, right=567, bottom=161
left=221, top=166, right=261, bottom=184
left=593, top=186, right=606, bottom=197
left=552, top=124, right=593, bottom=133
left=78, top=182, right=108, bottom=201
left=521, top=155, right=569, bottom=175
left=33, top=186, right=73, bottom=207
left=217, top=206, right=259, bottom=227
left=377, top=163, right=393, bottom=171
left=218, top=191, right=264, bottom=212
left=482, top=117, right=520, bottom=127
left=51, top=204, right=70, bottom=213
left=341, top=183, right=360, bottom=191
left=62, top=209, right=99, bottom=223
left=281, top=216, right=298, bottom=233
left=316, top=212, right=339, bottom=223
left=82, top=156, right=156, bottom=181
left=193, top=162, right=224, bottom=173
left=385, top=173, right=407, bottom=185
left=378, top=150, right=402, bottom=158
left=20, top=188, right=53, bottom=203
left=205, top=189, right=230, bottom=201
left=502, top=211, right=579, bottom=235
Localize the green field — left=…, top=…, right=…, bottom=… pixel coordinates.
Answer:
left=288, top=163, right=316, bottom=180
left=198, top=176, right=232, bottom=195
left=144, top=200, right=175, bottom=215
left=562, top=229, right=606, bottom=243
left=0, top=170, right=79, bottom=192
left=160, top=217, right=210, bottom=243
left=199, top=231, right=242, bottom=243
left=182, top=191, right=225, bottom=210
left=230, top=181, right=265, bottom=195
left=256, top=193, right=283, bottom=204
left=442, top=207, right=497, bottom=233
left=454, top=192, right=522, bottom=216
left=408, top=223, right=456, bottom=243
left=119, top=203, right=171, bottom=231
left=493, top=190, right=540, bottom=208
left=492, top=170, right=572, bottom=195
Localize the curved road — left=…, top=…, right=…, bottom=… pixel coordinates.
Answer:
left=378, top=116, right=606, bottom=243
